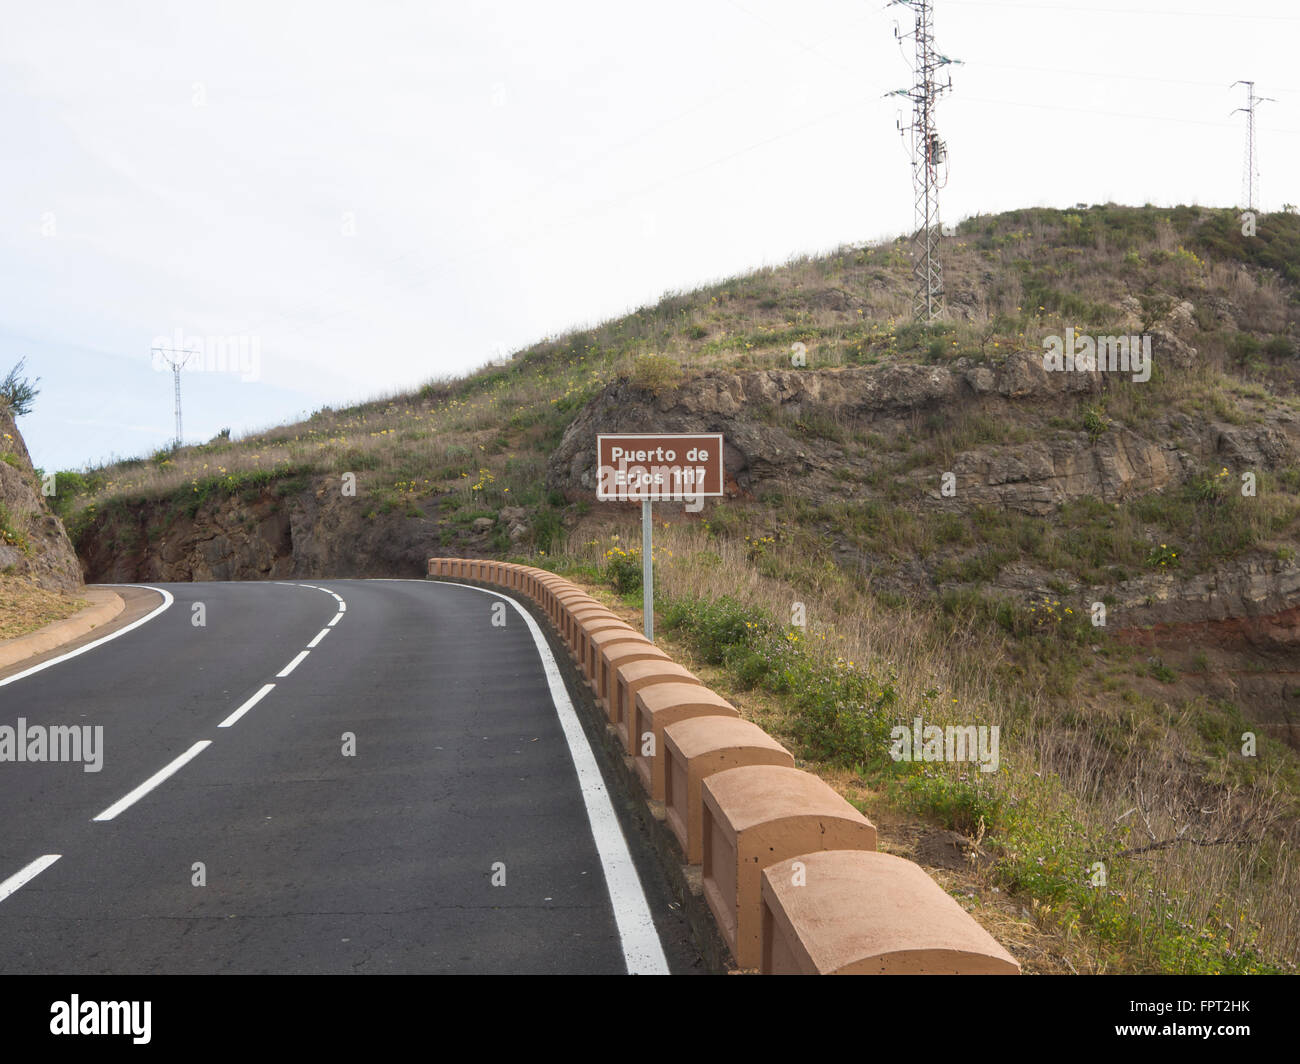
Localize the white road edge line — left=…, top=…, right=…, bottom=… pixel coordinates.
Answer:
left=277, top=651, right=310, bottom=678
left=0, top=854, right=62, bottom=905
left=307, top=628, right=331, bottom=649
left=387, top=578, right=670, bottom=976
left=219, top=683, right=277, bottom=728
left=92, top=742, right=212, bottom=822
left=0, top=586, right=175, bottom=688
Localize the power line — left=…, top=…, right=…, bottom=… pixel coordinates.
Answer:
left=947, top=0, right=1300, bottom=21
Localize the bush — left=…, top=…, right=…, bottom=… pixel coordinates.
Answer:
left=0, top=359, right=40, bottom=416
left=629, top=354, right=682, bottom=396
left=660, top=595, right=901, bottom=766
left=603, top=544, right=643, bottom=594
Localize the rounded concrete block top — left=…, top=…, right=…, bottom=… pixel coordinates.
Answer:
left=760, top=850, right=1021, bottom=975
left=663, top=716, right=791, bottom=762
left=636, top=682, right=737, bottom=717
left=567, top=606, right=620, bottom=624
left=602, top=642, right=671, bottom=669
left=704, top=765, right=873, bottom=835
left=586, top=624, right=642, bottom=647
left=616, top=659, right=700, bottom=687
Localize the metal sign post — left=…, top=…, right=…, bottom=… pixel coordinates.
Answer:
left=642, top=498, right=654, bottom=640
left=596, top=432, right=725, bottom=642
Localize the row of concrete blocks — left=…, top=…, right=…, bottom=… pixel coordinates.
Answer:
left=428, top=557, right=1020, bottom=975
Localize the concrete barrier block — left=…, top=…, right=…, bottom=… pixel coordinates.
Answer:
left=557, top=599, right=601, bottom=643
left=567, top=611, right=624, bottom=658
left=611, top=660, right=702, bottom=750
left=515, top=567, right=538, bottom=595
left=760, top=850, right=1020, bottom=975
left=662, top=717, right=795, bottom=864
left=580, top=623, right=642, bottom=682
left=551, top=588, right=589, bottom=626
left=563, top=604, right=615, bottom=650
left=598, top=643, right=672, bottom=719
left=702, top=765, right=877, bottom=969
left=532, top=573, right=563, bottom=610
left=632, top=684, right=739, bottom=801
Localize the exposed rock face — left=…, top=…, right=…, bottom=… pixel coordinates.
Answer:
left=0, top=405, right=82, bottom=592
left=549, top=356, right=1296, bottom=517
left=77, top=481, right=450, bottom=583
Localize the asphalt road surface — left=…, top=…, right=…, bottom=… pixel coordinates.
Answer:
left=0, top=579, right=694, bottom=974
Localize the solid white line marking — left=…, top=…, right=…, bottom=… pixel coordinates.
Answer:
left=328, top=612, right=344, bottom=627
left=0, top=586, right=175, bottom=688
left=277, top=651, right=310, bottom=678
left=0, top=855, right=62, bottom=905
left=92, top=742, right=212, bottom=822
left=307, top=628, right=331, bottom=649
left=219, top=683, right=276, bottom=728
left=404, top=578, right=669, bottom=975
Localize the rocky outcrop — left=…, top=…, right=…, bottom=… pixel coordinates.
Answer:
left=77, top=481, right=449, bottom=583
left=0, top=405, right=82, bottom=592
left=549, top=356, right=1297, bottom=515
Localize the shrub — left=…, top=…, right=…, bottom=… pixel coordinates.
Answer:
left=603, top=544, right=643, bottom=594
left=0, top=359, right=40, bottom=416
left=629, top=354, right=682, bottom=396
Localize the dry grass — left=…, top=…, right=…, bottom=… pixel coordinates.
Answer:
left=0, top=576, right=87, bottom=641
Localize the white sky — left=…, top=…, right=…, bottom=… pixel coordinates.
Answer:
left=3, top=0, right=1297, bottom=469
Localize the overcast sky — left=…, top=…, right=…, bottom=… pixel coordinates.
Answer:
left=3, top=0, right=1297, bottom=470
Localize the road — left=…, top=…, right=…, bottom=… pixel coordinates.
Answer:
left=0, top=579, right=692, bottom=974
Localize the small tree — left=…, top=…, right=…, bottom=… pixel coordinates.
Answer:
left=0, top=359, right=40, bottom=416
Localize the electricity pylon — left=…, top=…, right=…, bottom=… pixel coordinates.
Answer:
left=889, top=0, right=958, bottom=323
left=153, top=346, right=197, bottom=447
left=1233, top=81, right=1275, bottom=212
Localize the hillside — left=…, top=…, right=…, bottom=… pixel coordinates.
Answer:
left=1, top=396, right=86, bottom=639
left=51, top=203, right=1300, bottom=972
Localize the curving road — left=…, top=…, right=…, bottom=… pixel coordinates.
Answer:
left=0, top=579, right=690, bottom=974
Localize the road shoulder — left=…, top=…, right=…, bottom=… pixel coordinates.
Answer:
left=0, top=585, right=159, bottom=682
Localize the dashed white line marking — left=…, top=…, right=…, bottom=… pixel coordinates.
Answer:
left=219, top=683, right=276, bottom=728
left=0, top=854, right=61, bottom=904
left=277, top=651, right=310, bottom=678
left=335, top=601, right=346, bottom=612
left=92, top=742, right=212, bottom=822
left=328, top=612, right=344, bottom=627
left=307, top=628, right=331, bottom=649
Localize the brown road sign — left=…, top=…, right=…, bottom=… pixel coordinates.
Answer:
left=596, top=433, right=724, bottom=501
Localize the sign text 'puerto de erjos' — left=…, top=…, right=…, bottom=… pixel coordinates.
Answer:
left=596, top=433, right=724, bottom=501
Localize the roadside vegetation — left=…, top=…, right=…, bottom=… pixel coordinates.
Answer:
left=0, top=575, right=85, bottom=641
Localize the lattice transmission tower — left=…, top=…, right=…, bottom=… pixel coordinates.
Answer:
left=1232, top=80, right=1275, bottom=212
left=153, top=346, right=197, bottom=448
left=890, top=0, right=958, bottom=323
